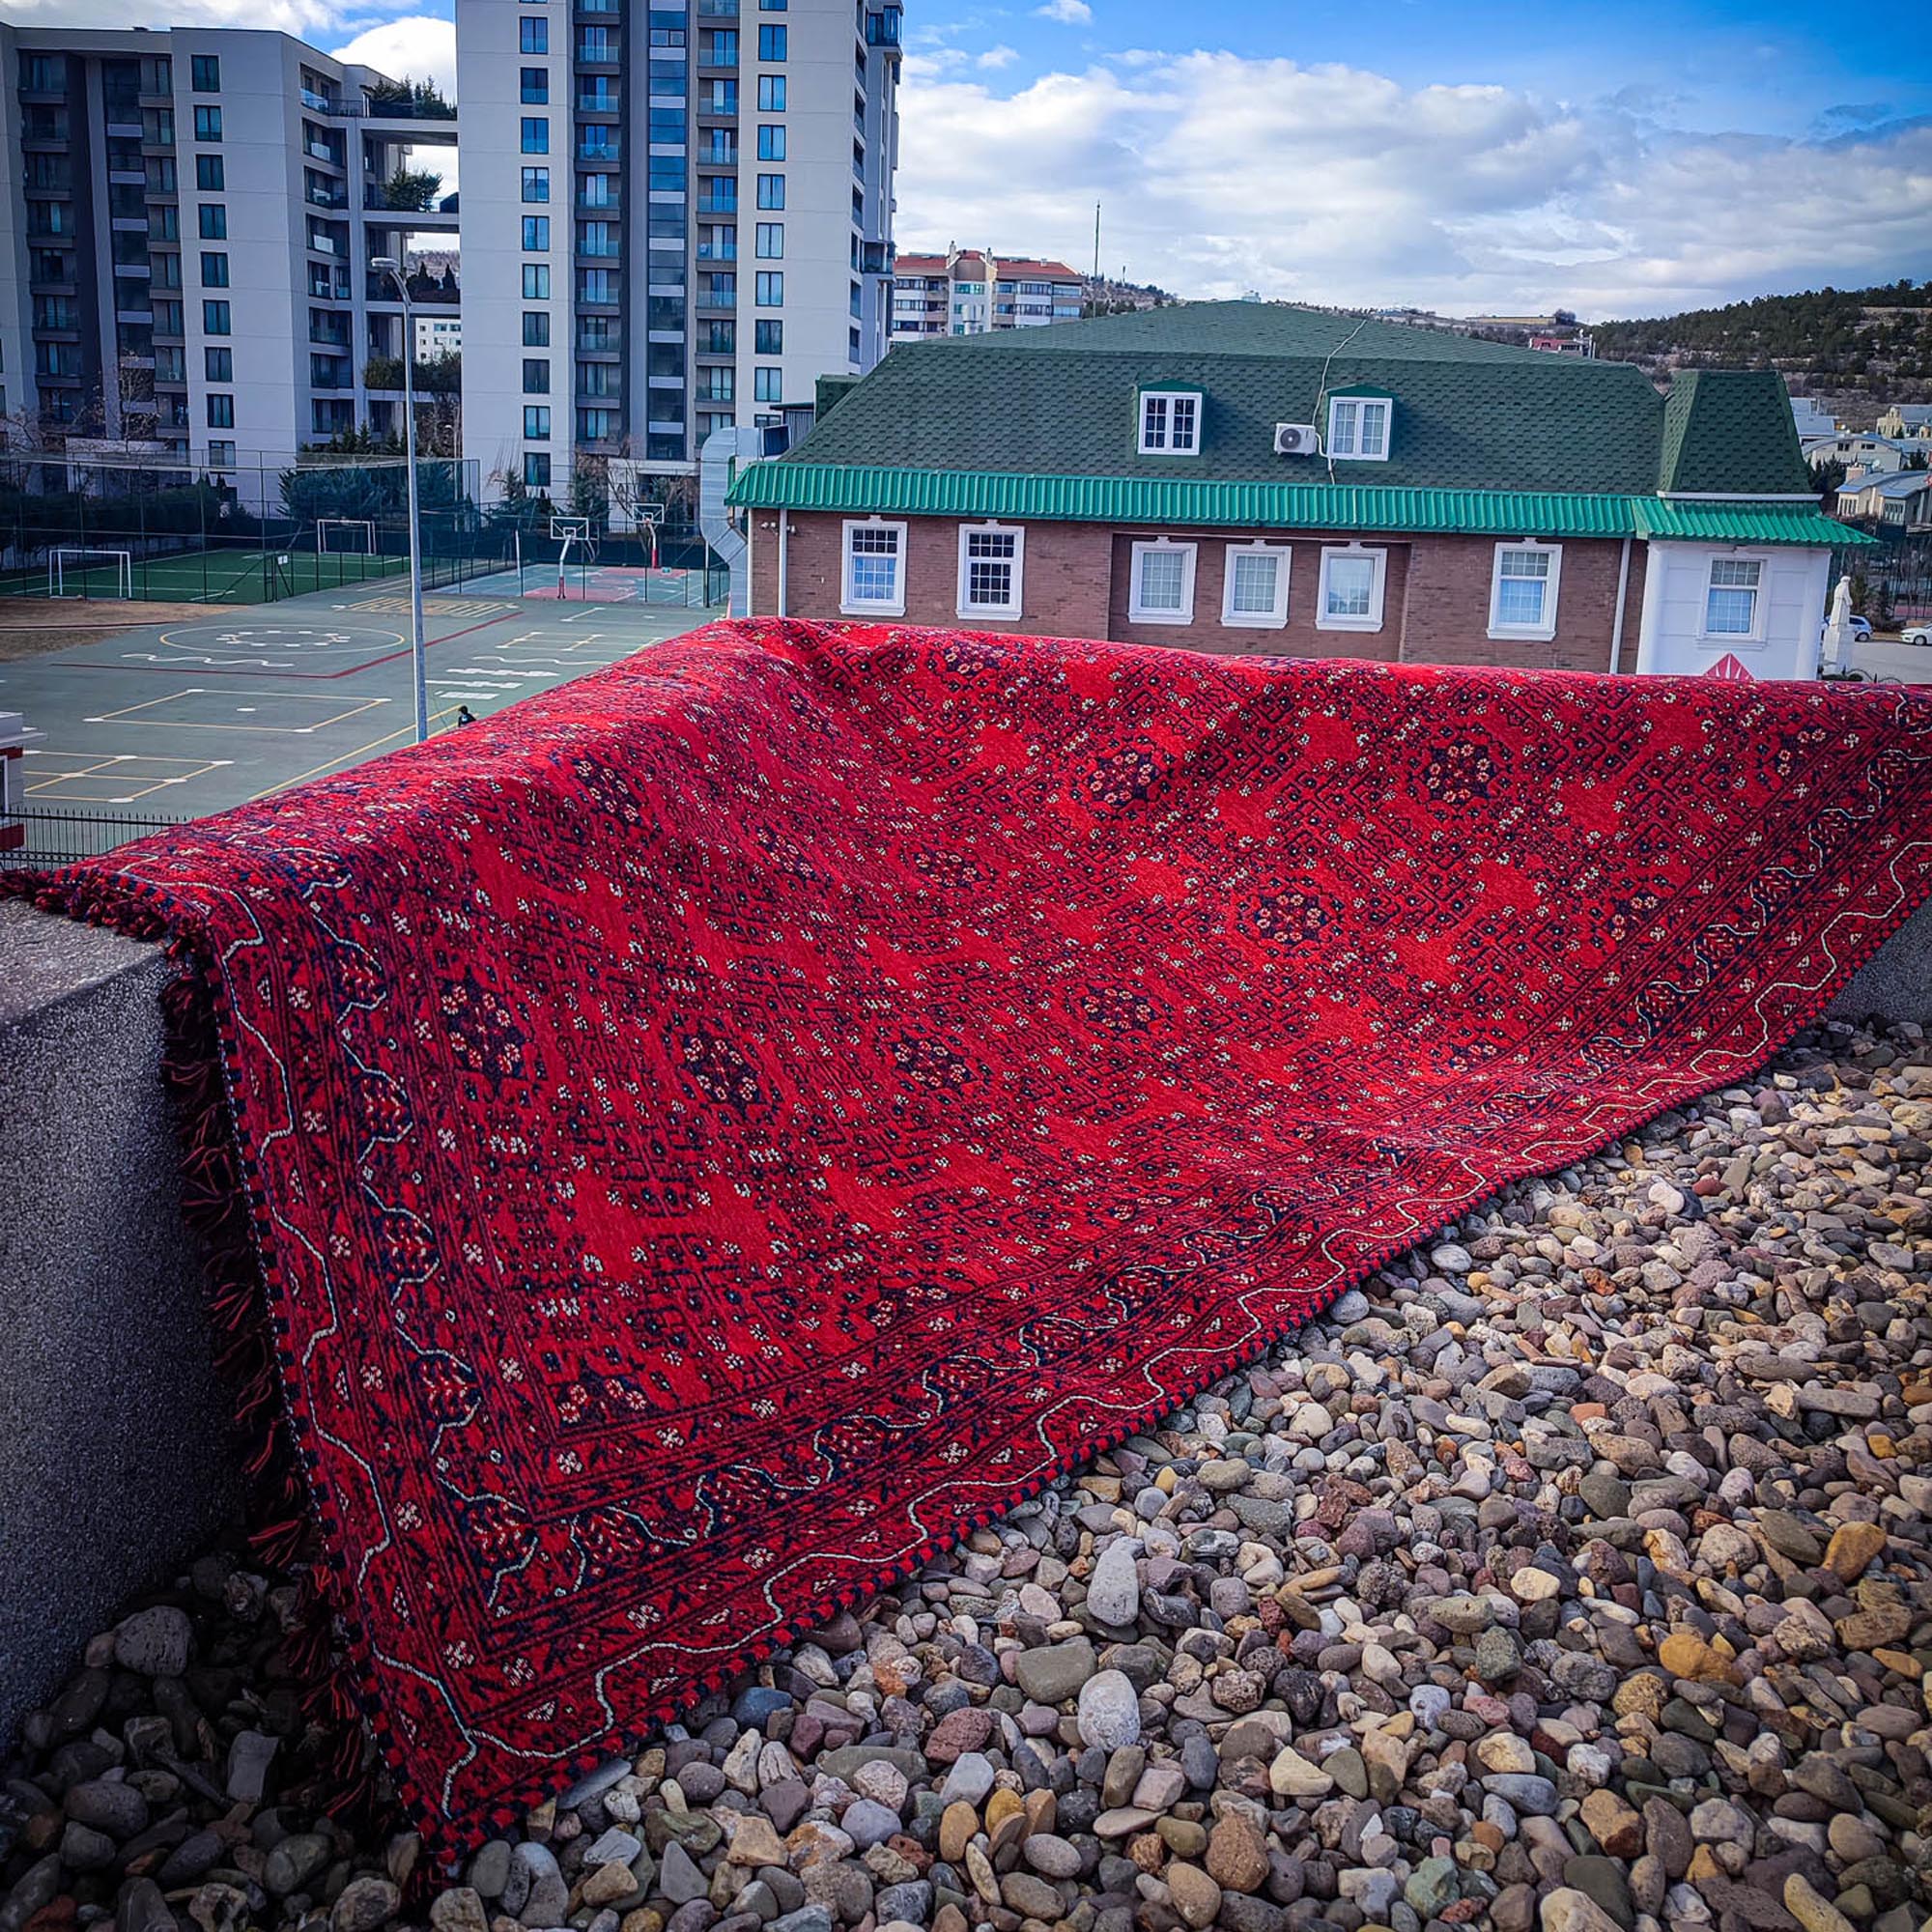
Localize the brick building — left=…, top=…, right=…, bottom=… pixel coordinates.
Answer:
left=728, top=303, right=1861, bottom=680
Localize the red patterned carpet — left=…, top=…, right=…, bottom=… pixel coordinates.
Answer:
left=12, top=620, right=1932, bottom=1847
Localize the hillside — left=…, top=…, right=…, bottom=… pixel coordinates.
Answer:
left=1591, top=282, right=1932, bottom=419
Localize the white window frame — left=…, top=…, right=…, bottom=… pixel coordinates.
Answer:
left=1325, top=394, right=1392, bottom=463
left=839, top=516, right=907, bottom=617
left=1487, top=539, right=1563, bottom=642
left=1316, top=544, right=1387, bottom=632
left=1699, top=552, right=1768, bottom=643
left=955, top=521, right=1025, bottom=620
left=1220, top=541, right=1292, bottom=629
left=1128, top=538, right=1198, bottom=625
left=1138, top=388, right=1202, bottom=457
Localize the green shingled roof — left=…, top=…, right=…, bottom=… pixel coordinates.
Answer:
left=727, top=463, right=1865, bottom=547
left=1658, top=369, right=1814, bottom=495
left=741, top=302, right=1828, bottom=522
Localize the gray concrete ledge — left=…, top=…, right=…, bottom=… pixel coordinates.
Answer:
left=0, top=884, right=1926, bottom=1749
left=0, top=900, right=242, bottom=1746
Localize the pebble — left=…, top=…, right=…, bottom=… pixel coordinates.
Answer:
left=3, top=1022, right=1928, bottom=1932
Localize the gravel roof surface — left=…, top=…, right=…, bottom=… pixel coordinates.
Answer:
left=3, top=1018, right=1928, bottom=1932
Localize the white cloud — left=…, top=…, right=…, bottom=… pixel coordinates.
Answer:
left=978, top=44, right=1020, bottom=71
left=330, top=14, right=456, bottom=94
left=895, top=52, right=1932, bottom=316
left=1035, top=0, right=1093, bottom=23
left=2, top=0, right=346, bottom=27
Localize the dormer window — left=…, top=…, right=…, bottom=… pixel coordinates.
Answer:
left=1326, top=394, right=1391, bottom=462
left=1139, top=388, right=1201, bottom=456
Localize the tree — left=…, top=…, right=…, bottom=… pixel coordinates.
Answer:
left=383, top=166, right=443, bottom=212
left=366, top=74, right=456, bottom=120
left=567, top=440, right=696, bottom=535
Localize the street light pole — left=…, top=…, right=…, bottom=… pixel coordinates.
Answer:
left=372, top=256, right=428, bottom=742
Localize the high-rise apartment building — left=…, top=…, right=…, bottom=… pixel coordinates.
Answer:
left=0, top=24, right=457, bottom=473
left=457, top=0, right=901, bottom=499
left=890, top=246, right=1082, bottom=345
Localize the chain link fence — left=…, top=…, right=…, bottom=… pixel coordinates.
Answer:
left=0, top=450, right=505, bottom=605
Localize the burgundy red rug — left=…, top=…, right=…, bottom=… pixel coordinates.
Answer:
left=12, top=621, right=1932, bottom=1848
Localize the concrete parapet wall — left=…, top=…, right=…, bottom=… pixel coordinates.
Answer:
left=0, top=901, right=242, bottom=1744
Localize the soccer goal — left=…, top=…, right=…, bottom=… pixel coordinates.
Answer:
left=318, top=518, right=379, bottom=555
left=49, top=547, right=134, bottom=599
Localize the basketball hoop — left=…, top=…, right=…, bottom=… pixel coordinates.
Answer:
left=550, top=516, right=592, bottom=597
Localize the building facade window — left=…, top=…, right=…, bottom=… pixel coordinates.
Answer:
left=523, top=264, right=551, bottom=298
left=523, top=357, right=550, bottom=393
left=754, top=270, right=783, bottom=306
left=1222, top=543, right=1291, bottom=629
left=756, top=75, right=785, bottom=109
left=520, top=16, right=548, bottom=53
left=1488, top=540, right=1562, bottom=639
left=1326, top=395, right=1391, bottom=461
left=756, top=173, right=785, bottom=209
left=190, top=54, right=220, bottom=90
left=753, top=366, right=781, bottom=402
left=197, top=205, right=226, bottom=240
left=524, top=452, right=551, bottom=488
left=1704, top=556, right=1763, bottom=638
left=208, top=440, right=235, bottom=468
left=956, top=524, right=1024, bottom=619
left=523, top=311, right=551, bottom=345
left=754, top=319, right=782, bottom=354
left=206, top=392, right=233, bottom=428
left=522, top=166, right=550, bottom=202
left=1138, top=389, right=1200, bottom=455
left=1317, top=544, right=1388, bottom=630
left=841, top=519, right=906, bottom=615
left=521, top=67, right=548, bottom=102
left=524, top=405, right=551, bottom=439
left=757, top=125, right=785, bottom=159
left=754, top=221, right=783, bottom=258
left=522, top=117, right=549, bottom=152
left=200, top=251, right=229, bottom=287
left=1128, top=539, right=1197, bottom=623
left=204, top=346, right=232, bottom=382
left=757, top=24, right=787, bottom=58
left=203, top=298, right=231, bottom=333
left=522, top=215, right=551, bottom=250
left=195, top=154, right=224, bottom=190
left=192, top=104, right=221, bottom=140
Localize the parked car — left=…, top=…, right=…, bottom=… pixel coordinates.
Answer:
left=1821, top=613, right=1873, bottom=644
left=1901, top=623, right=1931, bottom=647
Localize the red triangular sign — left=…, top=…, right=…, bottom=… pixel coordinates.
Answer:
left=1706, top=653, right=1753, bottom=681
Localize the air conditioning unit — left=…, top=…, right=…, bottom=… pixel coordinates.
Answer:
left=1274, top=422, right=1321, bottom=457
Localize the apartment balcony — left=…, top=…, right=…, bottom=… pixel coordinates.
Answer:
left=362, top=188, right=460, bottom=228
left=307, top=186, right=350, bottom=211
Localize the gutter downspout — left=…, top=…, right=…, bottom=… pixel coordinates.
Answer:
left=1608, top=536, right=1632, bottom=674
left=777, top=507, right=788, bottom=619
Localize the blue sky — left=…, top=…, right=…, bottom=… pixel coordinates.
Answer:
left=35, top=0, right=1930, bottom=316
left=930, top=0, right=1929, bottom=141
left=894, top=0, right=1932, bottom=313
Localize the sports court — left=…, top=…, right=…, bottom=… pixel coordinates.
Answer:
left=1, top=578, right=721, bottom=838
